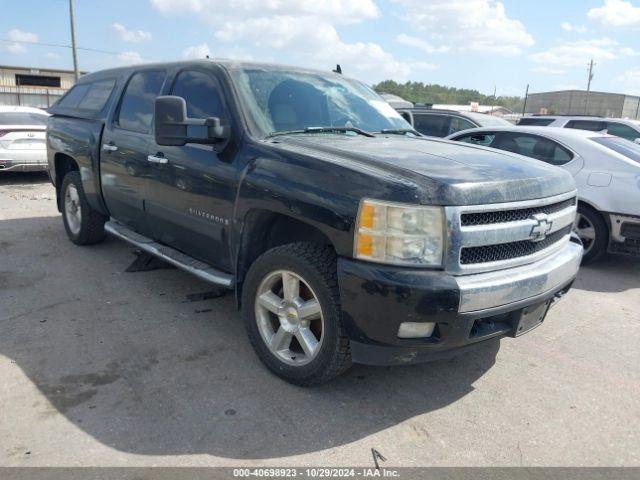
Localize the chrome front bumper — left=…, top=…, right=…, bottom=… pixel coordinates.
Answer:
left=456, top=240, right=583, bottom=313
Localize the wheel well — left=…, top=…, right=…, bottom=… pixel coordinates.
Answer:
left=236, top=210, right=335, bottom=298
left=577, top=200, right=610, bottom=231
left=54, top=153, right=79, bottom=211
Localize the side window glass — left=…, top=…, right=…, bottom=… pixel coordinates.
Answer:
left=606, top=122, right=640, bottom=141
left=117, top=70, right=166, bottom=133
left=448, top=117, right=476, bottom=135
left=565, top=120, right=605, bottom=131
left=399, top=111, right=412, bottom=124
left=171, top=70, right=224, bottom=119
left=78, top=79, right=116, bottom=111
left=456, top=133, right=495, bottom=146
left=56, top=84, right=90, bottom=108
left=412, top=114, right=449, bottom=137
left=510, top=134, right=573, bottom=165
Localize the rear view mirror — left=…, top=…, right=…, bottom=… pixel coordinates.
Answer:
left=154, top=96, right=230, bottom=147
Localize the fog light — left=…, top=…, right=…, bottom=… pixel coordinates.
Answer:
left=397, top=322, right=436, bottom=339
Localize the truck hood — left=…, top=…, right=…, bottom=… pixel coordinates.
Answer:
left=273, top=135, right=576, bottom=205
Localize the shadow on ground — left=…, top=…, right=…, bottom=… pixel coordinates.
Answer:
left=0, top=171, right=50, bottom=186
left=573, top=253, right=640, bottom=293
left=1, top=215, right=503, bottom=460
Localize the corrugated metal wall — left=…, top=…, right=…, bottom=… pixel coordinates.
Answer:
left=526, top=90, right=640, bottom=119
left=0, top=66, right=75, bottom=108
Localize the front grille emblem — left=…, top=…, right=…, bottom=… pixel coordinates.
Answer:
left=530, top=213, right=553, bottom=242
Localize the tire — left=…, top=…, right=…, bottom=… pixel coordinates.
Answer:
left=574, top=204, right=608, bottom=264
left=61, top=171, right=107, bottom=245
left=241, top=242, right=352, bottom=386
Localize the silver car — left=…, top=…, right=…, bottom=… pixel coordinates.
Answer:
left=0, top=106, right=49, bottom=172
left=447, top=126, right=640, bottom=263
left=518, top=115, right=640, bottom=144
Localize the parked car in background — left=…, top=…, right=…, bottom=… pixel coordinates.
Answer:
left=0, top=106, right=49, bottom=172
left=518, top=115, right=640, bottom=143
left=395, top=106, right=511, bottom=137
left=447, top=126, right=640, bottom=263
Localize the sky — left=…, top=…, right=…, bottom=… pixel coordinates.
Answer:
left=1, top=0, right=639, bottom=97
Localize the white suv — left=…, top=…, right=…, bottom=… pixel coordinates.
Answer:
left=518, top=116, right=640, bottom=143
left=0, top=106, right=49, bottom=172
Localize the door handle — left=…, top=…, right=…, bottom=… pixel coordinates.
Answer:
left=102, top=143, right=118, bottom=152
left=147, top=154, right=168, bottom=164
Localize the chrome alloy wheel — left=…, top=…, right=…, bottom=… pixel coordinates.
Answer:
left=255, top=270, right=324, bottom=366
left=574, top=213, right=595, bottom=254
left=64, top=183, right=82, bottom=236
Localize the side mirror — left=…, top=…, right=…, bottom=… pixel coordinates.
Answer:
left=154, top=96, right=230, bottom=147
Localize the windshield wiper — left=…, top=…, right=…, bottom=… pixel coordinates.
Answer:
left=266, top=126, right=375, bottom=138
left=378, top=128, right=420, bottom=136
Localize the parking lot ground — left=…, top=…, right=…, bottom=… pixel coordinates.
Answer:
left=1, top=172, right=639, bottom=467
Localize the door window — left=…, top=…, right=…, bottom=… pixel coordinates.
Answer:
left=517, top=117, right=554, bottom=126
left=448, top=117, right=476, bottom=135
left=454, top=132, right=496, bottom=147
left=606, top=122, right=640, bottom=141
left=412, top=114, right=449, bottom=137
left=116, top=70, right=166, bottom=133
left=565, top=120, right=606, bottom=132
left=170, top=70, right=225, bottom=119
left=490, top=133, right=574, bottom=165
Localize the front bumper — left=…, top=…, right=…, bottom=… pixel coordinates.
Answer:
left=337, top=239, right=583, bottom=365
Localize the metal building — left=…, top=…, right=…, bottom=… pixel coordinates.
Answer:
left=526, top=90, right=640, bottom=119
left=0, top=65, right=81, bottom=108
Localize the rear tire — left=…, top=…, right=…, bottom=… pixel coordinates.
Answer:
left=61, top=171, right=107, bottom=245
left=574, top=204, right=608, bottom=264
left=241, top=243, right=352, bottom=386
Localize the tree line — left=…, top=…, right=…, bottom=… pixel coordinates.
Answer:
left=373, top=80, right=525, bottom=113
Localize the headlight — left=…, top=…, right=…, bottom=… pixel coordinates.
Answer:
left=354, top=199, right=444, bottom=267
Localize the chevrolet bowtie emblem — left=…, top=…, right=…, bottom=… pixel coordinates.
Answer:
left=530, top=213, right=553, bottom=242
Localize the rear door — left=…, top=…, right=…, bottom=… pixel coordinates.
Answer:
left=144, top=68, right=237, bottom=271
left=100, top=69, right=166, bottom=233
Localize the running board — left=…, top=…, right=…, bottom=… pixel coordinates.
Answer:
left=104, top=220, right=234, bottom=288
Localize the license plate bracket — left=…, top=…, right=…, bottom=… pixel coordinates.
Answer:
left=513, top=300, right=550, bottom=337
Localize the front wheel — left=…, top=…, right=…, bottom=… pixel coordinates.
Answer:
left=241, top=243, right=352, bottom=386
left=573, top=205, right=608, bottom=264
left=61, top=171, right=107, bottom=245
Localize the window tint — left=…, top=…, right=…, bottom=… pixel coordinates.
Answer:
left=592, top=137, right=640, bottom=163
left=56, top=83, right=91, bottom=108
left=606, top=122, right=640, bottom=141
left=77, top=80, right=115, bottom=111
left=455, top=133, right=496, bottom=147
left=117, top=70, right=165, bottom=133
left=412, top=114, right=449, bottom=137
left=518, top=117, right=554, bottom=126
left=0, top=112, right=48, bottom=125
left=565, top=120, right=606, bottom=131
left=171, top=70, right=224, bottom=119
left=491, top=133, right=573, bottom=165
left=399, top=111, right=412, bottom=123
left=448, top=116, right=476, bottom=135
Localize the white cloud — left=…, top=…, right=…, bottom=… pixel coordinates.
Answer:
left=150, top=0, right=417, bottom=82
left=111, top=23, right=152, bottom=42
left=392, top=0, right=534, bottom=56
left=183, top=42, right=211, bottom=59
left=618, top=68, right=640, bottom=95
left=531, top=65, right=567, bottom=75
left=117, top=51, right=143, bottom=64
left=530, top=38, right=636, bottom=66
left=3, top=28, right=38, bottom=54
left=560, top=22, right=587, bottom=33
left=396, top=33, right=449, bottom=54
left=588, top=0, right=640, bottom=27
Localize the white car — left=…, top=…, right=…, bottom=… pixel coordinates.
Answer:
left=447, top=126, right=640, bottom=263
left=0, top=106, right=49, bottom=172
left=518, top=115, right=640, bottom=144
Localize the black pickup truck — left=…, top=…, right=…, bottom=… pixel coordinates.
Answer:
left=47, top=60, right=582, bottom=385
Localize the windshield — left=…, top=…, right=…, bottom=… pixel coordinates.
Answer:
left=0, top=112, right=48, bottom=126
left=591, top=137, right=640, bottom=163
left=229, top=67, right=410, bottom=137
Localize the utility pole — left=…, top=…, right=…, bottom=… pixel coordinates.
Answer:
left=490, top=85, right=496, bottom=115
left=522, top=84, right=529, bottom=116
left=585, top=59, right=595, bottom=115
left=69, top=0, right=79, bottom=80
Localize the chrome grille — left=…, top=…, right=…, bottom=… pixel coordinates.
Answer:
left=461, top=197, right=576, bottom=226
left=444, top=191, right=578, bottom=275
left=460, top=226, right=572, bottom=264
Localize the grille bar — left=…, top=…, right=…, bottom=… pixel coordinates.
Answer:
left=461, top=197, right=576, bottom=226
left=460, top=225, right=572, bottom=265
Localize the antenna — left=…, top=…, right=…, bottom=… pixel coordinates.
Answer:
left=333, top=64, right=342, bottom=74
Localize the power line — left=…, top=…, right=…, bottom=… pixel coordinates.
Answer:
left=0, top=38, right=158, bottom=61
